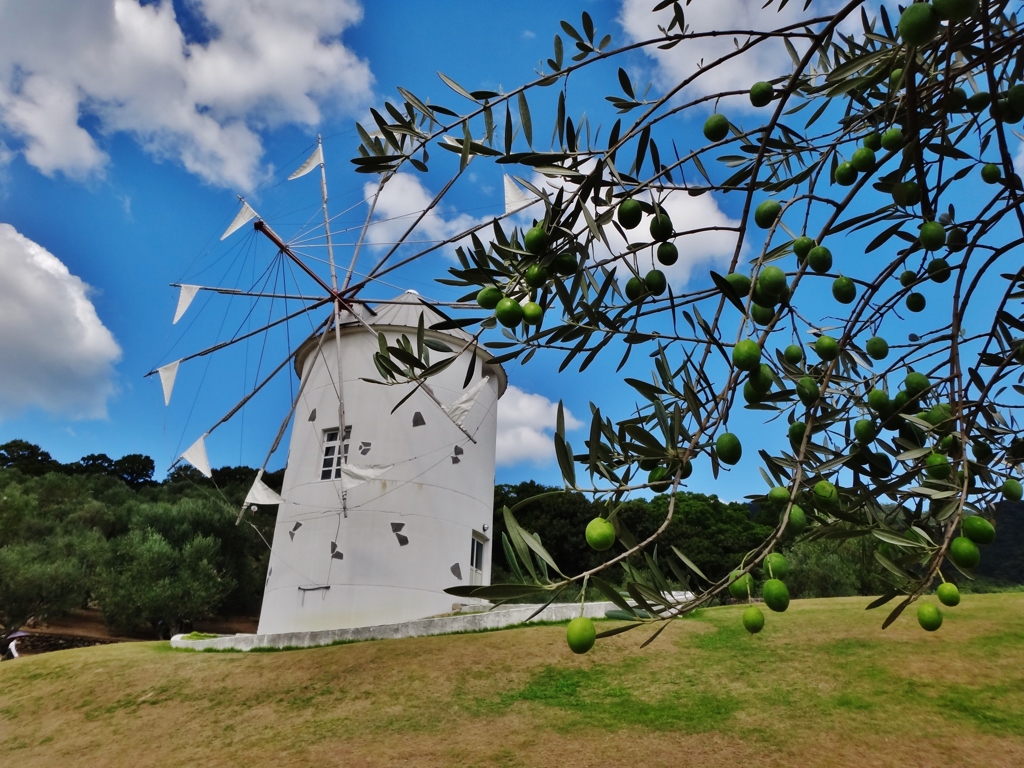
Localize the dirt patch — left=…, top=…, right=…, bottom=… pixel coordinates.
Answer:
left=24, top=608, right=134, bottom=642
left=10, top=634, right=117, bottom=655
left=13, top=608, right=259, bottom=655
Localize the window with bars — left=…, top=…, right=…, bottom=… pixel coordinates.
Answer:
left=320, top=426, right=352, bottom=480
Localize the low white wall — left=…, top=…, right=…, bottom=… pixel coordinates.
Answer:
left=172, top=601, right=619, bottom=652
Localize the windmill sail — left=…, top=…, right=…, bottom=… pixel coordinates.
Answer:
left=338, top=464, right=393, bottom=490
left=503, top=174, right=535, bottom=215
left=244, top=469, right=284, bottom=506
left=443, top=376, right=491, bottom=428
left=156, top=360, right=180, bottom=406
left=181, top=434, right=212, bottom=478
left=288, top=145, right=324, bottom=180
left=220, top=202, right=257, bottom=240
left=172, top=284, right=200, bottom=324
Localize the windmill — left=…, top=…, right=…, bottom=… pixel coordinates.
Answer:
left=148, top=138, right=538, bottom=633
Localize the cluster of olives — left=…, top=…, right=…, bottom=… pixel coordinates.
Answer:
left=475, top=222, right=578, bottom=328
left=729, top=551, right=792, bottom=635
left=918, top=513, right=996, bottom=631
left=616, top=198, right=675, bottom=302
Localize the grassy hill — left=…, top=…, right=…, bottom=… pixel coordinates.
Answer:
left=2, top=595, right=1024, bottom=767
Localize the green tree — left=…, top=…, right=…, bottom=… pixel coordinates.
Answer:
left=160, top=464, right=283, bottom=508
left=0, top=459, right=275, bottom=621
left=0, top=440, right=61, bottom=477
left=782, top=538, right=879, bottom=598
left=621, top=494, right=773, bottom=583
left=492, top=482, right=606, bottom=576
left=0, top=543, right=84, bottom=643
left=0, top=472, right=102, bottom=544
left=129, top=497, right=269, bottom=615
left=974, top=499, right=1024, bottom=585
left=97, top=529, right=234, bottom=638
left=69, top=453, right=116, bottom=477
left=112, top=454, right=156, bottom=489
left=353, top=1, right=1024, bottom=638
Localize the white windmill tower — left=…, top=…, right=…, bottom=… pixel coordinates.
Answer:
left=151, top=138, right=534, bottom=634
left=259, top=294, right=505, bottom=632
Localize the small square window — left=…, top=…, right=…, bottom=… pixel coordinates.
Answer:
left=320, top=426, right=352, bottom=480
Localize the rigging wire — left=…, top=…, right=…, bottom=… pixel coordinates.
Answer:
left=171, top=248, right=250, bottom=463
left=150, top=228, right=259, bottom=373
left=158, top=128, right=521, bottom=475
left=249, top=254, right=280, bottom=387
left=145, top=297, right=332, bottom=377
left=282, top=247, right=294, bottom=408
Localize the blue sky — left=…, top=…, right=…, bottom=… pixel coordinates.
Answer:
left=1, top=1, right=1019, bottom=500
left=0, top=0, right=635, bottom=488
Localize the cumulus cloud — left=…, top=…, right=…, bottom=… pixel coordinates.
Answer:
left=361, top=168, right=738, bottom=288
left=617, top=0, right=842, bottom=107
left=362, top=172, right=488, bottom=250
left=600, top=189, right=740, bottom=287
left=0, top=224, right=122, bottom=419
left=509, top=169, right=741, bottom=288
left=496, top=385, right=582, bottom=466
left=0, top=0, right=373, bottom=189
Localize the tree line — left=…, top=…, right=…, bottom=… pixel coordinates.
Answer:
left=493, top=481, right=1023, bottom=597
left=0, top=440, right=280, bottom=642
left=1, top=439, right=1019, bottom=646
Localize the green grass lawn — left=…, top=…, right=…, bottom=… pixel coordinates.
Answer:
left=2, top=594, right=1023, bottom=767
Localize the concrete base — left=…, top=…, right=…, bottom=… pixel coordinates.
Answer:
left=171, top=601, right=618, bottom=652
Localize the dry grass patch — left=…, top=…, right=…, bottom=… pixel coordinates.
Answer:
left=2, top=594, right=1023, bottom=767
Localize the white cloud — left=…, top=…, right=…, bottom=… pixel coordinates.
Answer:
left=602, top=190, right=741, bottom=287
left=1, top=74, right=109, bottom=179
left=617, top=0, right=840, bottom=109
left=0, top=0, right=373, bottom=189
left=510, top=169, right=740, bottom=289
left=362, top=172, right=488, bottom=249
left=496, top=385, right=582, bottom=466
left=0, top=223, right=122, bottom=419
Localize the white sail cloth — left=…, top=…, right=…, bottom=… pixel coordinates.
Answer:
left=288, top=145, right=323, bottom=180
left=180, top=434, right=212, bottom=477
left=244, top=469, right=284, bottom=506
left=334, top=464, right=392, bottom=490
left=173, top=284, right=200, bottom=324
left=220, top=202, right=257, bottom=240
left=503, top=175, right=536, bottom=215
left=156, top=360, right=180, bottom=406
left=442, top=376, right=490, bottom=428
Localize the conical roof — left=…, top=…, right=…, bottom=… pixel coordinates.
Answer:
left=345, top=290, right=473, bottom=342
left=294, top=291, right=506, bottom=395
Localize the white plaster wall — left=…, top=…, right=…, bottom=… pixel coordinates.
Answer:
left=258, top=320, right=502, bottom=635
